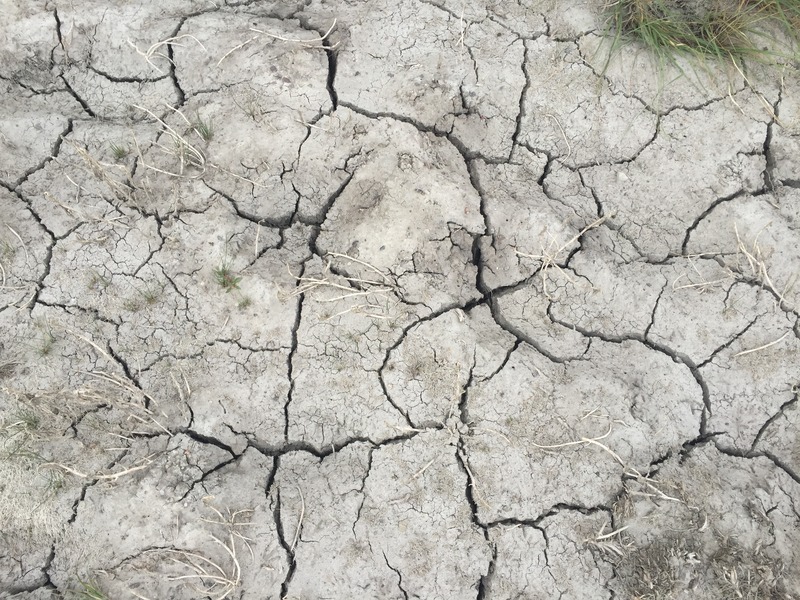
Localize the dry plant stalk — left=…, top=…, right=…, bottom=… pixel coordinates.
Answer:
left=132, top=104, right=270, bottom=189
left=39, top=455, right=156, bottom=482
left=66, top=140, right=135, bottom=202
left=585, top=521, right=632, bottom=557
left=166, top=502, right=256, bottom=600
left=285, top=253, right=400, bottom=321
left=515, top=215, right=608, bottom=298
left=248, top=20, right=338, bottom=49
left=168, top=534, right=242, bottom=600
left=133, top=104, right=207, bottom=178
left=127, top=34, right=207, bottom=73
left=218, top=20, right=338, bottom=66
left=530, top=415, right=698, bottom=511
left=734, top=223, right=796, bottom=311
left=671, top=255, right=734, bottom=292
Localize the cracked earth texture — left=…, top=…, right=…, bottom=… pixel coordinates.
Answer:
left=1, top=0, right=799, bottom=599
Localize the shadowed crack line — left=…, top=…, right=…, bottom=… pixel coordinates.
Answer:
left=88, top=65, right=169, bottom=84
left=58, top=75, right=96, bottom=118
left=377, top=362, right=415, bottom=429
left=454, top=438, right=491, bottom=551
left=51, top=8, right=64, bottom=67
left=680, top=189, right=746, bottom=254
left=458, top=354, right=478, bottom=426
left=203, top=181, right=293, bottom=229
left=284, top=278, right=305, bottom=443
left=177, top=453, right=239, bottom=502
left=63, top=449, right=136, bottom=525
left=167, top=18, right=187, bottom=106
left=749, top=393, right=798, bottom=454
left=249, top=429, right=426, bottom=461
left=510, top=41, right=531, bottom=156
left=301, top=168, right=356, bottom=227
left=476, top=538, right=497, bottom=600
left=323, top=37, right=338, bottom=110
left=548, top=308, right=711, bottom=414
left=678, top=432, right=724, bottom=462
left=714, top=443, right=800, bottom=484
left=383, top=552, right=410, bottom=600
left=8, top=119, right=74, bottom=190
left=338, top=101, right=492, bottom=162
left=488, top=294, right=568, bottom=364
left=2, top=543, right=55, bottom=595
left=273, top=488, right=297, bottom=599
left=264, top=455, right=280, bottom=499
left=352, top=447, right=374, bottom=536
left=695, top=312, right=762, bottom=369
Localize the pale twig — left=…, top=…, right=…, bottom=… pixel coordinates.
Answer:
left=326, top=252, right=393, bottom=283
left=530, top=423, right=625, bottom=465
left=133, top=104, right=206, bottom=177
left=585, top=521, right=632, bottom=557
left=217, top=36, right=259, bottom=67
left=284, top=256, right=399, bottom=321
left=128, top=35, right=207, bottom=73
left=5, top=226, right=28, bottom=264
left=67, top=141, right=134, bottom=201
left=248, top=20, right=338, bottom=49
left=290, top=486, right=305, bottom=553
left=734, top=223, right=793, bottom=309
left=412, top=457, right=437, bottom=479
left=593, top=523, right=630, bottom=541
left=672, top=255, right=733, bottom=291
left=730, top=58, right=783, bottom=126
left=460, top=451, right=491, bottom=510
left=86, top=369, right=156, bottom=405
left=40, top=455, right=155, bottom=481
left=529, top=423, right=613, bottom=450
left=515, top=215, right=608, bottom=298
left=733, top=331, right=790, bottom=357
left=200, top=504, right=256, bottom=562
left=545, top=113, right=572, bottom=160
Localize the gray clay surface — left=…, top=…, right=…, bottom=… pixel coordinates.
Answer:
left=1, top=1, right=799, bottom=599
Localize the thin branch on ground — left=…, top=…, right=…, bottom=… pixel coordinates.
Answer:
left=247, top=20, right=338, bottom=49
left=515, top=215, right=608, bottom=298
left=128, top=35, right=207, bottom=73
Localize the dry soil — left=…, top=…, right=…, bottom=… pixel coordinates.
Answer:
left=1, top=1, right=799, bottom=599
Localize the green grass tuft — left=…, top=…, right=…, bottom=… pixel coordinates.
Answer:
left=109, top=143, right=128, bottom=161
left=72, top=579, right=108, bottom=600
left=193, top=113, right=214, bottom=141
left=213, top=265, right=241, bottom=292
left=607, top=0, right=800, bottom=65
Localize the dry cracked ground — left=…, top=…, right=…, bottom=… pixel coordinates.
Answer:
left=1, top=0, right=800, bottom=599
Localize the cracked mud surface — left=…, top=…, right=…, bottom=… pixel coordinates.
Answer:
left=1, top=1, right=799, bottom=598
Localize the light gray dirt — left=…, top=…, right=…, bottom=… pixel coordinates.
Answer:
left=1, top=0, right=799, bottom=599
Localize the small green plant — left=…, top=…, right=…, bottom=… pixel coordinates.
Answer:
left=13, top=409, right=40, bottom=433
left=123, top=283, right=162, bottom=312
left=109, top=142, right=128, bottom=161
left=237, top=295, right=252, bottom=309
left=214, top=264, right=241, bottom=292
left=87, top=270, right=111, bottom=291
left=1, top=409, right=41, bottom=458
left=122, top=298, right=142, bottom=312
left=193, top=113, right=214, bottom=141
left=142, top=285, right=161, bottom=305
left=72, top=578, right=108, bottom=600
left=0, top=239, right=15, bottom=260
left=39, top=331, right=56, bottom=356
